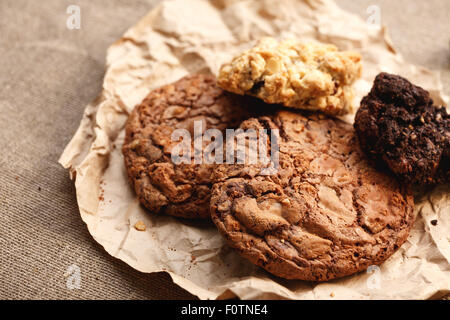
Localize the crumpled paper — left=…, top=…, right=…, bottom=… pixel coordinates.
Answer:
left=59, top=0, right=450, bottom=300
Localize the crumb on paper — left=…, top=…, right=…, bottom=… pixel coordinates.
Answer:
left=99, top=183, right=105, bottom=202
left=431, top=219, right=438, bottom=226
left=330, top=292, right=335, bottom=297
left=134, top=221, right=147, bottom=231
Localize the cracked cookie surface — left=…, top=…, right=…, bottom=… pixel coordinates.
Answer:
left=123, top=75, right=261, bottom=219
left=210, top=110, right=414, bottom=281
left=218, top=37, right=362, bottom=116
left=354, top=73, right=450, bottom=185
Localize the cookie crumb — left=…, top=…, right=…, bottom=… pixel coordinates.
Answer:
left=330, top=292, right=335, bottom=297
left=431, top=219, right=438, bottom=226
left=134, top=221, right=146, bottom=231
left=281, top=198, right=291, bottom=206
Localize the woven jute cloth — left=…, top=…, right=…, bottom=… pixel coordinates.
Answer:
left=1, top=0, right=449, bottom=300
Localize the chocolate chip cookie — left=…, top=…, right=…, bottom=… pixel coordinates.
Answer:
left=354, top=73, right=450, bottom=185
left=218, top=37, right=362, bottom=115
left=123, top=75, right=262, bottom=219
left=210, top=110, right=414, bottom=281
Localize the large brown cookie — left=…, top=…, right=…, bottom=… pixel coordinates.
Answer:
left=123, top=75, right=262, bottom=219
left=210, top=110, right=415, bottom=281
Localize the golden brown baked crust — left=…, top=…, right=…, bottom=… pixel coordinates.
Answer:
left=210, top=110, right=415, bottom=281
left=218, top=38, right=362, bottom=116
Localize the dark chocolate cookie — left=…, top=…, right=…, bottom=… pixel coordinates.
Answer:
left=354, top=73, right=449, bottom=185
left=210, top=110, right=414, bottom=281
left=123, top=75, right=261, bottom=219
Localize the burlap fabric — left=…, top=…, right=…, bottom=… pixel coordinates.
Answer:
left=1, top=0, right=449, bottom=300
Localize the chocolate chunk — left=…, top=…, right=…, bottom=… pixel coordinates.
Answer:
left=354, top=73, right=449, bottom=185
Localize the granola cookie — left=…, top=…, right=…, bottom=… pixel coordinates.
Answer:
left=218, top=37, right=362, bottom=116
left=354, top=73, right=450, bottom=185
left=123, top=75, right=262, bottom=219
left=210, top=110, right=414, bottom=281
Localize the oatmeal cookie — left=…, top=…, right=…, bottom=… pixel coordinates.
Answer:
left=210, top=110, right=414, bottom=281
left=218, top=37, right=362, bottom=115
left=123, top=75, right=263, bottom=219
left=354, top=73, right=450, bottom=185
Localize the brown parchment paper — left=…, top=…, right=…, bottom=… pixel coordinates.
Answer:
left=59, top=0, right=450, bottom=300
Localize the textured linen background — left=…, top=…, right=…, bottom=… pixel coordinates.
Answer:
left=0, top=0, right=449, bottom=299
